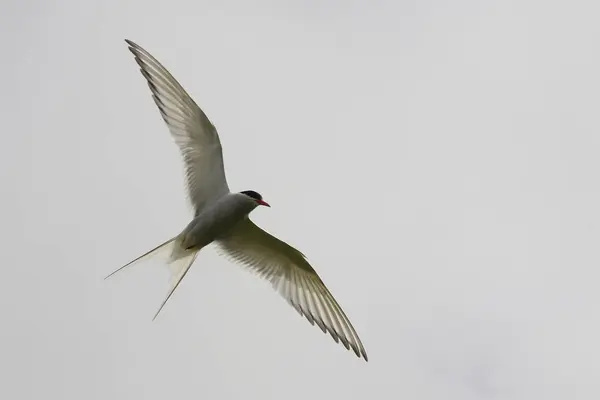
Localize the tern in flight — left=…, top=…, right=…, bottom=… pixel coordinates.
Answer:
left=106, top=39, right=368, bottom=361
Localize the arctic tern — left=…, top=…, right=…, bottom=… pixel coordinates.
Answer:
left=106, top=39, right=368, bottom=361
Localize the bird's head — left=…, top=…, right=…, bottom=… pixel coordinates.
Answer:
left=239, top=190, right=271, bottom=209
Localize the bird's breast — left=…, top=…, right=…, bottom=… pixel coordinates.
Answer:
left=179, top=202, right=247, bottom=250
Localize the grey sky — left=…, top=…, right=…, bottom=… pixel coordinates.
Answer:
left=3, top=0, right=600, bottom=398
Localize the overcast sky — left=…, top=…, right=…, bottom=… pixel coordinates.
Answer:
left=3, top=0, right=600, bottom=399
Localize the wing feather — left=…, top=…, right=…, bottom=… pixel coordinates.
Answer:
left=216, top=219, right=368, bottom=361
left=125, top=39, right=230, bottom=213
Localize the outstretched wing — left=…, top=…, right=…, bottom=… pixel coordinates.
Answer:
left=216, top=218, right=368, bottom=361
left=125, top=39, right=230, bottom=213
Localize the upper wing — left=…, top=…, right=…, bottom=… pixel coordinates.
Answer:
left=216, top=218, right=368, bottom=361
left=125, top=39, right=230, bottom=213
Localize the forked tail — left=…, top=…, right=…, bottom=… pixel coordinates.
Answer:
left=105, top=237, right=200, bottom=320
left=105, top=237, right=177, bottom=279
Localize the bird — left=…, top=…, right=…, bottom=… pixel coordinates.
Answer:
left=106, top=39, right=368, bottom=361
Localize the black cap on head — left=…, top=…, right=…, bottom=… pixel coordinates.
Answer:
left=240, top=190, right=263, bottom=201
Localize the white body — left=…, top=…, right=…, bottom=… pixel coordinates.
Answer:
left=176, top=193, right=257, bottom=252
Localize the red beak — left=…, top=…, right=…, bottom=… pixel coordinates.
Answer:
left=257, top=199, right=271, bottom=207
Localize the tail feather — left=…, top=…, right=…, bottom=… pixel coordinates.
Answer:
left=106, top=237, right=200, bottom=320
left=104, top=237, right=177, bottom=280
left=153, top=249, right=199, bottom=320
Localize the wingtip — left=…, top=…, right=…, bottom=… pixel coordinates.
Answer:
left=124, top=39, right=140, bottom=54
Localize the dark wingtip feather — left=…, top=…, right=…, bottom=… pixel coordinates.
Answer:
left=328, top=330, right=340, bottom=344
left=134, top=56, right=147, bottom=71
left=124, top=39, right=141, bottom=52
